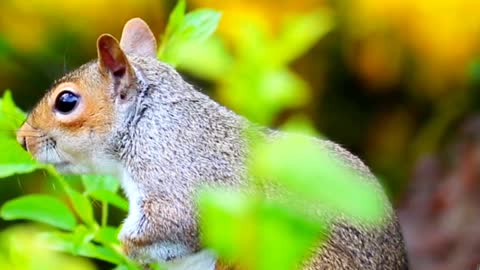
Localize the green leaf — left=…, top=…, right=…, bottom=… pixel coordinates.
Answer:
left=251, top=134, right=386, bottom=224
left=0, top=195, right=76, bottom=230
left=71, top=225, right=95, bottom=254
left=1, top=90, right=26, bottom=129
left=159, top=8, right=222, bottom=65
left=65, top=186, right=97, bottom=228
left=165, top=0, right=186, bottom=38
left=199, top=190, right=325, bottom=270
left=46, top=169, right=98, bottom=228
left=94, top=226, right=120, bottom=245
left=176, top=36, right=232, bottom=80
left=82, top=175, right=120, bottom=194
left=274, top=10, right=334, bottom=65
left=41, top=231, right=125, bottom=264
left=178, top=9, right=222, bottom=43
left=89, top=190, right=128, bottom=211
left=0, top=139, right=40, bottom=178
left=0, top=91, right=41, bottom=178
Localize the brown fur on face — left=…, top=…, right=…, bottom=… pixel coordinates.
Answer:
left=17, top=62, right=116, bottom=165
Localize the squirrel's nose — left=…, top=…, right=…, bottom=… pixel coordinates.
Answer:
left=19, top=136, right=27, bottom=151
left=16, top=132, right=27, bottom=151
left=16, top=124, right=29, bottom=151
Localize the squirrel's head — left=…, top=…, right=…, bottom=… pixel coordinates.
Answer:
left=16, top=18, right=157, bottom=175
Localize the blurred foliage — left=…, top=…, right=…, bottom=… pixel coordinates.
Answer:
left=1, top=0, right=480, bottom=269
left=0, top=91, right=138, bottom=269
left=0, top=225, right=96, bottom=270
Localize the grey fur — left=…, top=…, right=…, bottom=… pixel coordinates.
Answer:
left=105, top=55, right=408, bottom=269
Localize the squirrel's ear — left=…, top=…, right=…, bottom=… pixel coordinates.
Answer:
left=120, top=18, right=157, bottom=58
left=97, top=34, right=132, bottom=79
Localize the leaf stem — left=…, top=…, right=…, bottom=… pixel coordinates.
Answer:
left=101, top=200, right=108, bottom=227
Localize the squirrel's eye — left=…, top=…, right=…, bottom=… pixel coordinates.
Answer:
left=54, top=91, right=79, bottom=114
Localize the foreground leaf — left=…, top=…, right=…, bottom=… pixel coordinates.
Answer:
left=251, top=134, right=386, bottom=225
left=199, top=190, right=325, bottom=270
left=159, top=3, right=221, bottom=66
left=1, top=195, right=76, bottom=230
left=41, top=231, right=125, bottom=265
left=82, top=175, right=120, bottom=194
left=89, top=190, right=128, bottom=211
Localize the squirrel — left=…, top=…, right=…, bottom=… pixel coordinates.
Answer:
left=16, top=18, right=408, bottom=270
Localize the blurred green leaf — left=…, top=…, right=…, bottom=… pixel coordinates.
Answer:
left=64, top=186, right=97, bottom=228
left=89, top=190, right=128, bottom=211
left=223, top=67, right=309, bottom=125
left=164, top=0, right=186, bottom=39
left=1, top=195, right=76, bottom=231
left=159, top=3, right=221, bottom=66
left=251, top=134, right=386, bottom=224
left=47, top=169, right=97, bottom=228
left=71, top=225, right=95, bottom=254
left=0, top=225, right=96, bottom=270
left=274, top=10, right=334, bottom=65
left=82, top=175, right=120, bottom=194
left=41, top=231, right=125, bottom=265
left=94, top=226, right=120, bottom=245
left=176, top=36, right=232, bottom=80
left=199, top=190, right=325, bottom=270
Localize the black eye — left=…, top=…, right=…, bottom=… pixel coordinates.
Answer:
left=54, top=90, right=79, bottom=114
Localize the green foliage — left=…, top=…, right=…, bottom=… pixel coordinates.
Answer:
left=199, top=190, right=327, bottom=270
left=0, top=164, right=141, bottom=269
left=251, top=134, right=384, bottom=225
left=0, top=91, right=39, bottom=178
left=0, top=225, right=96, bottom=270
left=1, top=195, right=77, bottom=230
left=158, top=0, right=221, bottom=67
left=176, top=9, right=334, bottom=125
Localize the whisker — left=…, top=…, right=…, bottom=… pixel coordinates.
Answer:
left=16, top=176, right=24, bottom=194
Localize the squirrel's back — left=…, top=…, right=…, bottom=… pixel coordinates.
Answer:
left=120, top=54, right=409, bottom=269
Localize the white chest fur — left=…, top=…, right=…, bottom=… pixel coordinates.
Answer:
left=164, top=250, right=216, bottom=270
left=117, top=168, right=217, bottom=269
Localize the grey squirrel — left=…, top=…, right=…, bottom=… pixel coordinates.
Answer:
left=16, top=18, right=408, bottom=269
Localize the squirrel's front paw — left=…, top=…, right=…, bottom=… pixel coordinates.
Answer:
left=122, top=237, right=191, bottom=264
left=119, top=216, right=192, bottom=263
